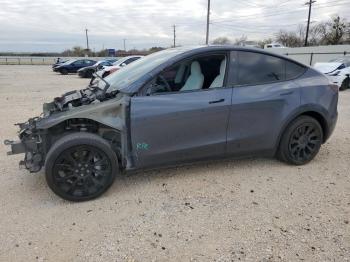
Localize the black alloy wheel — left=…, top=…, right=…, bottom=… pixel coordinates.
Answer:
left=45, top=133, right=118, bottom=201
left=288, top=123, right=322, bottom=163
left=53, top=146, right=111, bottom=197
left=278, top=116, right=323, bottom=165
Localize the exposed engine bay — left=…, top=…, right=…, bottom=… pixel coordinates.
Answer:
left=43, top=86, right=119, bottom=116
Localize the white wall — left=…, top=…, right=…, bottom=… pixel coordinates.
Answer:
left=268, top=45, right=350, bottom=66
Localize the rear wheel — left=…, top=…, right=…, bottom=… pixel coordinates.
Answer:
left=45, top=133, right=118, bottom=201
left=60, top=68, right=68, bottom=75
left=277, top=116, right=323, bottom=165
left=340, top=77, right=349, bottom=91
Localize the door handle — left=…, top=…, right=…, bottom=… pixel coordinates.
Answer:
left=209, top=98, right=225, bottom=104
left=280, top=91, right=294, bottom=96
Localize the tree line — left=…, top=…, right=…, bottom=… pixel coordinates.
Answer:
left=212, top=15, right=350, bottom=48
left=60, top=46, right=165, bottom=57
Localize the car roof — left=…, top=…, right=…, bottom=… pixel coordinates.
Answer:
left=168, top=45, right=305, bottom=67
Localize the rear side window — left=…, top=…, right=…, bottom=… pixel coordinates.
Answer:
left=285, top=61, right=306, bottom=80
left=237, top=51, right=285, bottom=86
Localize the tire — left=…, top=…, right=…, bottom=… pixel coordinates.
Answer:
left=85, top=70, right=94, bottom=78
left=45, top=132, right=118, bottom=201
left=277, top=116, right=323, bottom=165
left=339, top=77, right=349, bottom=91
left=60, top=68, right=68, bottom=75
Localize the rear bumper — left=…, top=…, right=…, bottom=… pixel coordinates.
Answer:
left=325, top=112, right=338, bottom=142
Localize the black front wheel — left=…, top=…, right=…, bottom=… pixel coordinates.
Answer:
left=45, top=133, right=118, bottom=201
left=60, top=68, right=68, bottom=75
left=278, top=116, right=323, bottom=165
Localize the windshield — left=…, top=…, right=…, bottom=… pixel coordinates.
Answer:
left=98, top=48, right=187, bottom=92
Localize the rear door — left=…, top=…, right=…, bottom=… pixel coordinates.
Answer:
left=226, top=51, right=302, bottom=155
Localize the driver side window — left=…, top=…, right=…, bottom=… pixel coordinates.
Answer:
left=146, top=54, right=227, bottom=95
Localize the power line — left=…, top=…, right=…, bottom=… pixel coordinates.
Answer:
left=211, top=0, right=348, bottom=23
left=206, top=0, right=211, bottom=45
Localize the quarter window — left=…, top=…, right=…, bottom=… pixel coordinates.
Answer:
left=237, top=51, right=285, bottom=86
left=285, top=60, right=306, bottom=80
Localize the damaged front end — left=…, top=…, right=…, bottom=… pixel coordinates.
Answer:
left=5, top=83, right=131, bottom=173
left=4, top=117, right=45, bottom=172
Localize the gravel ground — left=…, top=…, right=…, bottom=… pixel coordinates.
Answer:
left=0, top=65, right=349, bottom=262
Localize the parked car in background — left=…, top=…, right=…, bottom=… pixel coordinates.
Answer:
left=53, top=59, right=96, bottom=75
left=97, top=55, right=143, bottom=78
left=5, top=46, right=338, bottom=201
left=264, top=43, right=285, bottom=49
left=52, top=59, right=68, bottom=69
left=105, top=58, right=119, bottom=63
left=77, top=60, right=114, bottom=78
left=314, top=56, right=350, bottom=90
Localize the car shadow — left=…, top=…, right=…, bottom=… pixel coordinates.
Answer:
left=23, top=156, right=284, bottom=203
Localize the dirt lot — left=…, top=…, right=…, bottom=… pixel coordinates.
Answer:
left=0, top=65, right=349, bottom=261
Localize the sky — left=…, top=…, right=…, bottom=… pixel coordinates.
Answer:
left=0, top=0, right=349, bottom=52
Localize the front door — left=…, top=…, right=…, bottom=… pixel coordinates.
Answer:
left=130, top=54, right=232, bottom=168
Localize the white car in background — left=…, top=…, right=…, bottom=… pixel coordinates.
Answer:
left=314, top=56, right=350, bottom=90
left=97, top=55, right=144, bottom=78
left=264, top=43, right=286, bottom=49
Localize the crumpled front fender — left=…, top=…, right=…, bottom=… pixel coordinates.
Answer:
left=36, top=96, right=128, bottom=131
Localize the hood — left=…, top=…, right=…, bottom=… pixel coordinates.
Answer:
left=313, top=62, right=343, bottom=74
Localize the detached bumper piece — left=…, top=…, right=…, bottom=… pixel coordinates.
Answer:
left=4, top=140, right=26, bottom=155
left=4, top=118, right=44, bottom=173
left=4, top=139, right=43, bottom=173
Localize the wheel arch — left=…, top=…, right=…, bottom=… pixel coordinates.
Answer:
left=274, top=106, right=329, bottom=154
left=44, top=118, right=125, bottom=169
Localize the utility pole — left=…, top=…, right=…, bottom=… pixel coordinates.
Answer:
left=205, top=0, right=211, bottom=45
left=85, top=28, right=89, bottom=50
left=304, top=0, right=316, bottom=46
left=123, top=39, right=127, bottom=51
left=173, top=24, right=176, bottom=47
